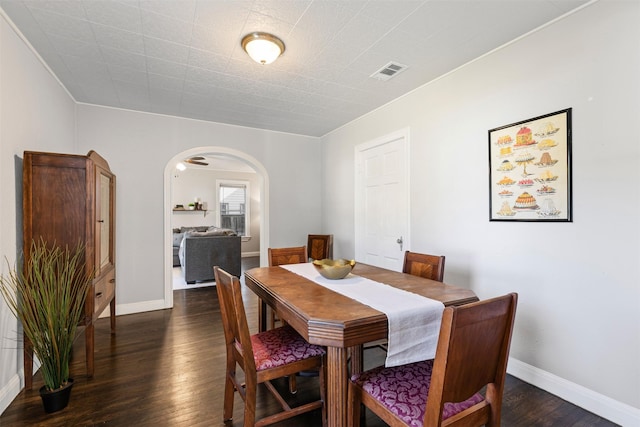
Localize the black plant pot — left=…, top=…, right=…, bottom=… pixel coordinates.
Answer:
left=39, top=379, right=74, bottom=413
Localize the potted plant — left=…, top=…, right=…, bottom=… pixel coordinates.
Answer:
left=0, top=239, right=93, bottom=413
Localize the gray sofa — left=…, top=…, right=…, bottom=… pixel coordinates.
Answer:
left=174, top=226, right=241, bottom=284
left=173, top=226, right=208, bottom=266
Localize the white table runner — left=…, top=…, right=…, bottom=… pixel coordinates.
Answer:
left=281, top=263, right=444, bottom=367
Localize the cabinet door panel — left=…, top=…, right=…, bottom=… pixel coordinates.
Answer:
left=95, top=167, right=114, bottom=276
left=99, top=172, right=110, bottom=269
left=28, top=164, right=88, bottom=251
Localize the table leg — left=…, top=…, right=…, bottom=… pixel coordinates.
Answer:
left=350, top=344, right=363, bottom=375
left=258, top=298, right=266, bottom=332
left=326, top=346, right=349, bottom=427
left=110, top=296, right=116, bottom=333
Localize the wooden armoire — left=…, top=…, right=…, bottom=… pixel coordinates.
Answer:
left=22, top=150, right=116, bottom=389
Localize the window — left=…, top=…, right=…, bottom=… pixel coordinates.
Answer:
left=217, top=180, right=250, bottom=237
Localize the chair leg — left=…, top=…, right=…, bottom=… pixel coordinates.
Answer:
left=320, top=357, right=327, bottom=427
left=244, top=380, right=257, bottom=427
left=289, top=374, right=297, bottom=394
left=223, top=373, right=235, bottom=421
left=269, top=309, right=276, bottom=330
left=347, top=382, right=361, bottom=427
left=270, top=308, right=289, bottom=330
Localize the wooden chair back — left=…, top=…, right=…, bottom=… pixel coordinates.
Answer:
left=266, top=245, right=312, bottom=392
left=268, top=246, right=308, bottom=266
left=403, top=251, right=446, bottom=282
left=215, top=266, right=257, bottom=379
left=307, top=234, right=333, bottom=261
left=266, top=245, right=308, bottom=345
left=424, top=293, right=518, bottom=426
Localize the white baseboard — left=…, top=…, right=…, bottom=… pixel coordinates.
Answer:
left=98, top=299, right=167, bottom=318
left=0, top=372, right=22, bottom=415
left=508, top=357, right=639, bottom=426
left=242, top=251, right=259, bottom=257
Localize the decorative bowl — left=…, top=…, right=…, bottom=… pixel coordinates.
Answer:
left=312, top=259, right=356, bottom=280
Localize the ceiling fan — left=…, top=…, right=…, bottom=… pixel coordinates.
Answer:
left=184, top=156, right=209, bottom=166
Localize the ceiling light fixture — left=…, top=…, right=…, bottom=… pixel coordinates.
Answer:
left=241, top=32, right=285, bottom=65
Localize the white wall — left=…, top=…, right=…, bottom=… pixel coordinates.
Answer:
left=172, top=168, right=223, bottom=229
left=0, top=13, right=77, bottom=414
left=76, top=105, right=322, bottom=307
left=321, top=1, right=639, bottom=424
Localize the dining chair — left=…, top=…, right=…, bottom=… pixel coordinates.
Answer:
left=365, top=251, right=446, bottom=353
left=214, top=266, right=327, bottom=427
left=267, top=246, right=308, bottom=329
left=267, top=245, right=310, bottom=393
left=403, top=251, right=446, bottom=282
left=348, top=293, right=517, bottom=427
left=268, top=245, right=308, bottom=268
left=307, top=234, right=333, bottom=261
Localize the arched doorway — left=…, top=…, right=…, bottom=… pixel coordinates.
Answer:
left=163, top=147, right=269, bottom=308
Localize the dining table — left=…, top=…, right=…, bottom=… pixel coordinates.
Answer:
left=244, top=262, right=479, bottom=427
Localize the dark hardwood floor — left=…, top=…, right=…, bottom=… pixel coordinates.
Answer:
left=0, top=258, right=618, bottom=426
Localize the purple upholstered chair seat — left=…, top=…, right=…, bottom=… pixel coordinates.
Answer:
left=350, top=359, right=484, bottom=427
left=250, top=325, right=326, bottom=371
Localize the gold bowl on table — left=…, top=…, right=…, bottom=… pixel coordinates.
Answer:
left=312, top=259, right=356, bottom=280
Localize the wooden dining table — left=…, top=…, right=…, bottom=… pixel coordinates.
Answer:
left=244, top=262, right=478, bottom=427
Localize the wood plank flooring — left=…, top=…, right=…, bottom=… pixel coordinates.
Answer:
left=1, top=258, right=618, bottom=426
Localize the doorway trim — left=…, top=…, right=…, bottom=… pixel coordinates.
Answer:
left=163, top=146, right=269, bottom=308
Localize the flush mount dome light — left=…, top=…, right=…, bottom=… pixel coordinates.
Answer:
left=241, top=32, right=285, bottom=65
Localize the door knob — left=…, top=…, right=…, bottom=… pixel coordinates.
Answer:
left=396, top=236, right=403, bottom=251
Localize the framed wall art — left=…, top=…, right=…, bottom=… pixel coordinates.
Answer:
left=488, top=108, right=572, bottom=222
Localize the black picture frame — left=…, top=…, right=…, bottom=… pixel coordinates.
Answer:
left=489, top=108, right=572, bottom=222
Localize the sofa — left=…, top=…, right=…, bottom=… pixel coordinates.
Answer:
left=173, top=226, right=241, bottom=284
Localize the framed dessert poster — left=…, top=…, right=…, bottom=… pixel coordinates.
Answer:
left=488, top=108, right=572, bottom=222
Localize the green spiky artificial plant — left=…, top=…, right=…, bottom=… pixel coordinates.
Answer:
left=0, top=239, right=93, bottom=391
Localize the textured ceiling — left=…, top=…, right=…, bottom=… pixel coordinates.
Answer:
left=1, top=0, right=590, bottom=137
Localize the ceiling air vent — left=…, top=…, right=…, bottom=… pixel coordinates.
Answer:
left=370, top=62, right=408, bottom=81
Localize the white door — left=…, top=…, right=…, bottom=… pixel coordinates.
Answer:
left=355, top=129, right=409, bottom=271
